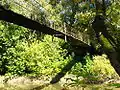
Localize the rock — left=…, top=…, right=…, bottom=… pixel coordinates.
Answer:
left=115, top=80, right=120, bottom=83
left=59, top=74, right=79, bottom=86
left=0, top=76, right=5, bottom=84
left=7, top=76, right=31, bottom=85
left=64, top=74, right=77, bottom=80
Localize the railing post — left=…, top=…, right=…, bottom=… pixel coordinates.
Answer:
left=64, top=23, right=67, bottom=42
left=50, top=21, right=54, bottom=41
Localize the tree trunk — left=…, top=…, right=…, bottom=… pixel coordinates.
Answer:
left=98, top=34, right=120, bottom=76
left=106, top=51, right=120, bottom=76
left=92, top=13, right=120, bottom=76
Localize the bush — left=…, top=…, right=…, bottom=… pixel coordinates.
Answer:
left=6, top=35, right=71, bottom=76
left=91, top=55, right=117, bottom=79
left=0, top=21, right=72, bottom=76
left=0, top=22, right=28, bottom=75
left=70, top=54, right=118, bottom=83
left=0, top=21, right=118, bottom=84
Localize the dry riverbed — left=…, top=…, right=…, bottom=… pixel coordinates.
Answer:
left=0, top=74, right=120, bottom=90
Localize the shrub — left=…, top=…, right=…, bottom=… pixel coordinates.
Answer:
left=70, top=54, right=118, bottom=83
left=0, top=22, right=27, bottom=75
left=0, top=21, right=118, bottom=83
left=0, top=21, right=72, bottom=76
left=6, top=35, right=71, bottom=76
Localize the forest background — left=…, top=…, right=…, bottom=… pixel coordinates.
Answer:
left=0, top=0, right=120, bottom=84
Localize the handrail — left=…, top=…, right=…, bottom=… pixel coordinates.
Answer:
left=0, top=0, right=90, bottom=45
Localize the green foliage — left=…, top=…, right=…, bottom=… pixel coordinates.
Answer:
left=108, top=83, right=120, bottom=88
left=100, top=35, right=114, bottom=51
left=1, top=0, right=120, bottom=84
left=0, top=21, right=72, bottom=76
left=6, top=35, right=71, bottom=76
left=11, top=37, right=70, bottom=76
left=0, top=21, right=27, bottom=75
left=70, top=54, right=118, bottom=83
left=91, top=55, right=117, bottom=78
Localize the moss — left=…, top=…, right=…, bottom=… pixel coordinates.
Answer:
left=100, top=35, right=115, bottom=52
left=108, top=83, right=120, bottom=88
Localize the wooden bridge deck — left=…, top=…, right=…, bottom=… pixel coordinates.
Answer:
left=0, top=4, right=90, bottom=48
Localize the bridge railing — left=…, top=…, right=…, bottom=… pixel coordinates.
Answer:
left=0, top=0, right=90, bottom=45
left=47, top=22, right=90, bottom=45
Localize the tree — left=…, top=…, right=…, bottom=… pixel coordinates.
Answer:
left=43, top=0, right=120, bottom=77
left=92, top=0, right=120, bottom=76
left=1, top=0, right=120, bottom=77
